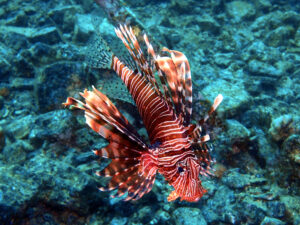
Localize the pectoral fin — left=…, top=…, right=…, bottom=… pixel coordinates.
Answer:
left=167, top=190, right=180, bottom=202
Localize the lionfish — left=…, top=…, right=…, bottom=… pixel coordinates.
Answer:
left=64, top=25, right=223, bottom=202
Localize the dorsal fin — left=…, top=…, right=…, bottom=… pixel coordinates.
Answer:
left=143, top=34, right=174, bottom=109
left=114, top=25, right=161, bottom=95
left=154, top=48, right=193, bottom=125
left=155, top=55, right=182, bottom=115
left=162, top=48, right=193, bottom=125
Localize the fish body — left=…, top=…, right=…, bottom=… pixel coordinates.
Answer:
left=64, top=25, right=223, bottom=202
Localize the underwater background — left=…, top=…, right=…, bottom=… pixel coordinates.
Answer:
left=0, top=0, right=299, bottom=224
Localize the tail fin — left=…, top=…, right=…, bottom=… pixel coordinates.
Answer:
left=64, top=87, right=157, bottom=200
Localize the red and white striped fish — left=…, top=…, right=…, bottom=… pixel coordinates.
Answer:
left=64, top=25, right=223, bottom=202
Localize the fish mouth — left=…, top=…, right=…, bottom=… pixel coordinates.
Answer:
left=167, top=173, right=207, bottom=202
left=166, top=157, right=208, bottom=202
left=167, top=188, right=207, bottom=202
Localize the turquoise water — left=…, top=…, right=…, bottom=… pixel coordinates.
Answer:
left=0, top=0, right=299, bottom=224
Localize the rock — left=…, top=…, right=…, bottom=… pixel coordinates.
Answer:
left=155, top=209, right=171, bottom=224
left=246, top=41, right=267, bottom=61
left=0, top=31, right=29, bottom=52
left=0, top=55, right=11, bottom=82
left=193, top=69, right=212, bottom=89
left=195, top=15, right=220, bottom=34
left=267, top=201, right=286, bottom=218
left=170, top=0, right=196, bottom=14
left=216, top=30, right=237, bottom=52
left=253, top=191, right=279, bottom=202
left=10, top=78, right=35, bottom=90
left=246, top=76, right=277, bottom=95
left=202, top=209, right=219, bottom=224
left=29, top=42, right=57, bottom=65
left=294, top=216, right=300, bottom=225
left=202, top=79, right=251, bottom=117
left=281, top=11, right=300, bottom=26
left=13, top=53, right=35, bottom=78
left=5, top=10, right=28, bottom=27
left=110, top=217, right=128, bottom=225
left=261, top=216, right=285, bottom=225
left=27, top=154, right=102, bottom=212
left=241, top=108, right=269, bottom=128
left=11, top=91, right=35, bottom=116
left=254, top=0, right=272, bottom=12
left=204, top=185, right=239, bottom=223
left=212, top=163, right=227, bottom=179
left=295, top=27, right=300, bottom=47
left=255, top=129, right=280, bottom=167
left=251, top=14, right=270, bottom=32
left=265, top=26, right=294, bottom=47
left=281, top=195, right=300, bottom=224
left=2, top=139, right=33, bottom=164
left=251, top=11, right=300, bottom=33
left=48, top=5, right=82, bottom=34
left=30, top=26, right=61, bottom=45
left=248, top=59, right=282, bottom=78
left=226, top=119, right=251, bottom=141
left=54, top=43, right=87, bottom=62
left=28, top=110, right=75, bottom=147
left=243, top=202, right=266, bottom=224
left=0, top=6, right=4, bottom=18
left=5, top=114, right=34, bottom=140
left=137, top=206, right=153, bottom=224
left=74, top=127, right=101, bottom=150
left=73, top=151, right=98, bottom=167
left=0, top=96, right=3, bottom=109
left=0, top=126, right=4, bottom=152
left=223, top=211, right=242, bottom=225
left=37, top=62, right=85, bottom=112
left=226, top=1, right=256, bottom=22
left=276, top=76, right=296, bottom=101
left=0, top=164, right=39, bottom=223
left=282, top=135, right=300, bottom=165
left=224, top=119, right=252, bottom=154
left=222, top=168, right=266, bottom=189
left=275, top=60, right=294, bottom=76
left=214, top=53, right=232, bottom=68
left=269, top=115, right=300, bottom=142
left=0, top=25, right=61, bottom=45
left=95, top=17, right=115, bottom=37
left=172, top=207, right=207, bottom=225
left=74, top=14, right=94, bottom=43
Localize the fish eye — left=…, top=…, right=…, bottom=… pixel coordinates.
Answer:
left=178, top=166, right=184, bottom=173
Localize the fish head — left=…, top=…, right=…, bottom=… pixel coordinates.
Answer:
left=167, top=156, right=208, bottom=202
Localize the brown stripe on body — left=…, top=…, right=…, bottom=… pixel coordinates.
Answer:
left=157, top=149, right=195, bottom=182
left=156, top=56, right=181, bottom=115
left=112, top=56, right=189, bottom=145
left=115, top=25, right=160, bottom=95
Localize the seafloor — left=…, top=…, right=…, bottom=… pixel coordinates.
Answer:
left=0, top=0, right=299, bottom=224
